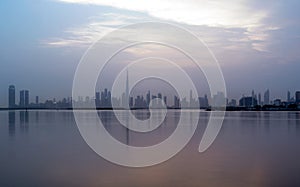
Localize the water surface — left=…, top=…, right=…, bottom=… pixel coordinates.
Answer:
left=0, top=110, right=299, bottom=187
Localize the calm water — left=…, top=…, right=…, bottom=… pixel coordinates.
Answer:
left=0, top=110, right=300, bottom=187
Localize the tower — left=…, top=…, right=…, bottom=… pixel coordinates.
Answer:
left=125, top=69, right=129, bottom=109
left=264, top=89, right=270, bottom=105
left=296, top=91, right=300, bottom=103
left=25, top=90, right=29, bottom=107
left=8, top=85, right=15, bottom=108
left=20, top=90, right=29, bottom=108
left=20, top=90, right=25, bottom=107
left=258, top=93, right=261, bottom=105
left=251, top=90, right=255, bottom=106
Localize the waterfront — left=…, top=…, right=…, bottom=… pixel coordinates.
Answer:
left=0, top=110, right=300, bottom=187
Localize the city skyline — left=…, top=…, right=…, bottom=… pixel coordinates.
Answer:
left=4, top=84, right=300, bottom=110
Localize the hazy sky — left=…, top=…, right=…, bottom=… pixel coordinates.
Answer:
left=1, top=0, right=300, bottom=106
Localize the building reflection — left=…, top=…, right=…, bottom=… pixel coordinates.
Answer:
left=295, top=112, right=300, bottom=134
left=20, top=111, right=29, bottom=132
left=263, top=111, right=270, bottom=133
left=8, top=111, right=16, bottom=137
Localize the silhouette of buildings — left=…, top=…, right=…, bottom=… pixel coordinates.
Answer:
left=264, top=89, right=270, bottom=105
left=174, top=95, right=180, bottom=108
left=239, top=96, right=258, bottom=107
left=4, top=85, right=300, bottom=111
left=212, top=91, right=226, bottom=108
left=296, top=91, right=300, bottom=104
left=36, top=96, right=39, bottom=105
left=100, top=88, right=112, bottom=108
left=19, top=90, right=29, bottom=108
left=8, top=85, right=15, bottom=108
left=287, top=91, right=291, bottom=102
left=125, top=69, right=129, bottom=109
left=95, top=92, right=100, bottom=107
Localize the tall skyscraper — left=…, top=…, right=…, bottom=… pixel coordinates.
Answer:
left=174, top=95, right=180, bottom=108
left=95, top=92, right=100, bottom=107
left=8, top=85, right=15, bottom=108
left=251, top=90, right=255, bottom=106
left=125, top=69, right=129, bottom=109
left=20, top=90, right=25, bottom=107
left=20, top=90, right=29, bottom=108
left=146, top=91, right=151, bottom=106
left=36, top=96, right=39, bottom=104
left=264, top=89, right=270, bottom=105
left=287, top=91, right=291, bottom=102
left=258, top=93, right=261, bottom=105
left=296, top=91, right=300, bottom=103
left=25, top=90, right=29, bottom=107
left=163, top=96, right=167, bottom=106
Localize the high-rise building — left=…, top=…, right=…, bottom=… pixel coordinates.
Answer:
left=174, top=96, right=180, bottom=108
left=296, top=91, right=300, bottom=103
left=163, top=96, right=167, bottom=106
left=189, top=90, right=193, bottom=108
left=258, top=93, right=261, bottom=105
left=19, top=90, right=29, bottom=108
left=251, top=90, right=255, bottom=106
left=125, top=69, right=129, bottom=109
left=95, top=92, right=100, bottom=107
left=264, top=89, right=270, bottom=105
left=287, top=91, right=291, bottom=102
left=25, top=90, right=29, bottom=107
left=8, top=85, right=15, bottom=108
left=239, top=96, right=258, bottom=107
left=36, top=96, right=39, bottom=104
left=20, top=90, right=25, bottom=107
left=146, top=91, right=151, bottom=107
left=157, top=93, right=162, bottom=99
left=199, top=94, right=209, bottom=108
left=212, top=91, right=225, bottom=107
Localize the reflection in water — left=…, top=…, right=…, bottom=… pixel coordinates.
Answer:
left=1, top=110, right=300, bottom=187
left=264, top=112, right=270, bottom=133
left=8, top=111, right=15, bottom=137
left=296, top=113, right=300, bottom=133
left=20, top=111, right=29, bottom=132
left=35, top=111, right=39, bottom=124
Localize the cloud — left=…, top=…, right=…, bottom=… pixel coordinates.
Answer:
left=48, top=0, right=279, bottom=52
left=42, top=12, right=149, bottom=47
left=56, top=0, right=267, bottom=28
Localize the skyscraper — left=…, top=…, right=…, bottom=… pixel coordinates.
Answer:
left=251, top=90, right=255, bottom=106
left=287, top=91, right=291, bottom=102
left=146, top=91, right=151, bottom=107
left=36, top=96, right=39, bottom=105
left=264, top=89, right=270, bottom=105
left=125, top=69, right=129, bottom=109
left=163, top=96, right=167, bottom=106
left=20, top=90, right=29, bottom=108
left=95, top=92, right=100, bottom=107
left=25, top=90, right=29, bottom=107
left=20, top=90, right=25, bottom=107
left=8, top=85, right=15, bottom=108
left=296, top=91, right=300, bottom=103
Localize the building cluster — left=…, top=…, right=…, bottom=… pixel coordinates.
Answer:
left=237, top=89, right=300, bottom=110
left=9, top=85, right=31, bottom=108
left=8, top=85, right=72, bottom=109
left=6, top=84, right=300, bottom=111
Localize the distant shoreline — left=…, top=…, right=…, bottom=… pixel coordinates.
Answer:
left=0, top=107, right=299, bottom=111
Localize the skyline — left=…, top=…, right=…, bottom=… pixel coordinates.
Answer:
left=4, top=84, right=300, bottom=109
left=1, top=0, right=300, bottom=105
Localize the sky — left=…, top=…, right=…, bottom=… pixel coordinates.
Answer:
left=1, top=0, right=300, bottom=106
